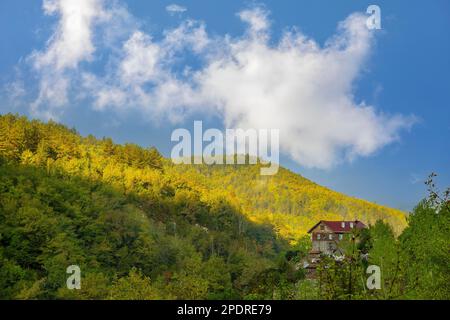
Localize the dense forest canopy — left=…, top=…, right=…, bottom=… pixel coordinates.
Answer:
left=0, top=113, right=407, bottom=241
left=0, top=113, right=448, bottom=299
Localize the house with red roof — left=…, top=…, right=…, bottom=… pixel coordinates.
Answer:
left=303, top=220, right=367, bottom=278
left=307, top=220, right=367, bottom=256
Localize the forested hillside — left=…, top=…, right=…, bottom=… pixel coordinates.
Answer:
left=0, top=114, right=447, bottom=299
left=170, top=164, right=407, bottom=241
left=0, top=114, right=290, bottom=299
left=0, top=114, right=406, bottom=242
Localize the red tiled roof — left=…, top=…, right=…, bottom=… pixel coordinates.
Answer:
left=307, top=220, right=367, bottom=233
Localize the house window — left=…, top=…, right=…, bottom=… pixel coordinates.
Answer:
left=329, top=234, right=333, bottom=240
left=339, top=234, right=343, bottom=240
left=317, top=234, right=321, bottom=240
left=341, top=222, right=345, bottom=228
left=350, top=222, right=354, bottom=228
left=320, top=225, right=324, bottom=230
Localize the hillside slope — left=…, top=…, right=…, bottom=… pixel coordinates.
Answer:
left=0, top=113, right=406, bottom=243
left=169, top=164, right=407, bottom=241
left=0, top=114, right=289, bottom=299
left=3, top=114, right=446, bottom=300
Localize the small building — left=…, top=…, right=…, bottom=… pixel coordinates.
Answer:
left=303, top=220, right=367, bottom=278
left=307, top=220, right=367, bottom=256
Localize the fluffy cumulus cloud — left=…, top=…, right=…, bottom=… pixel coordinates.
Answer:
left=18, top=1, right=415, bottom=168
left=81, top=19, right=209, bottom=122
left=28, top=0, right=133, bottom=118
left=189, top=10, right=416, bottom=167
left=28, top=0, right=106, bottom=118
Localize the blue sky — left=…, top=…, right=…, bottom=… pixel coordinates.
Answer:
left=1, top=0, right=449, bottom=211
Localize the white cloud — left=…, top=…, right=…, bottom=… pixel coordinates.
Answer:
left=238, top=7, right=270, bottom=36
left=27, top=0, right=132, bottom=119
left=27, top=0, right=108, bottom=119
left=18, top=3, right=415, bottom=168
left=186, top=11, right=416, bottom=168
left=166, top=4, right=187, bottom=15
left=163, top=20, right=210, bottom=54
left=81, top=19, right=209, bottom=121
left=120, top=31, right=162, bottom=85
left=33, top=0, right=106, bottom=71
